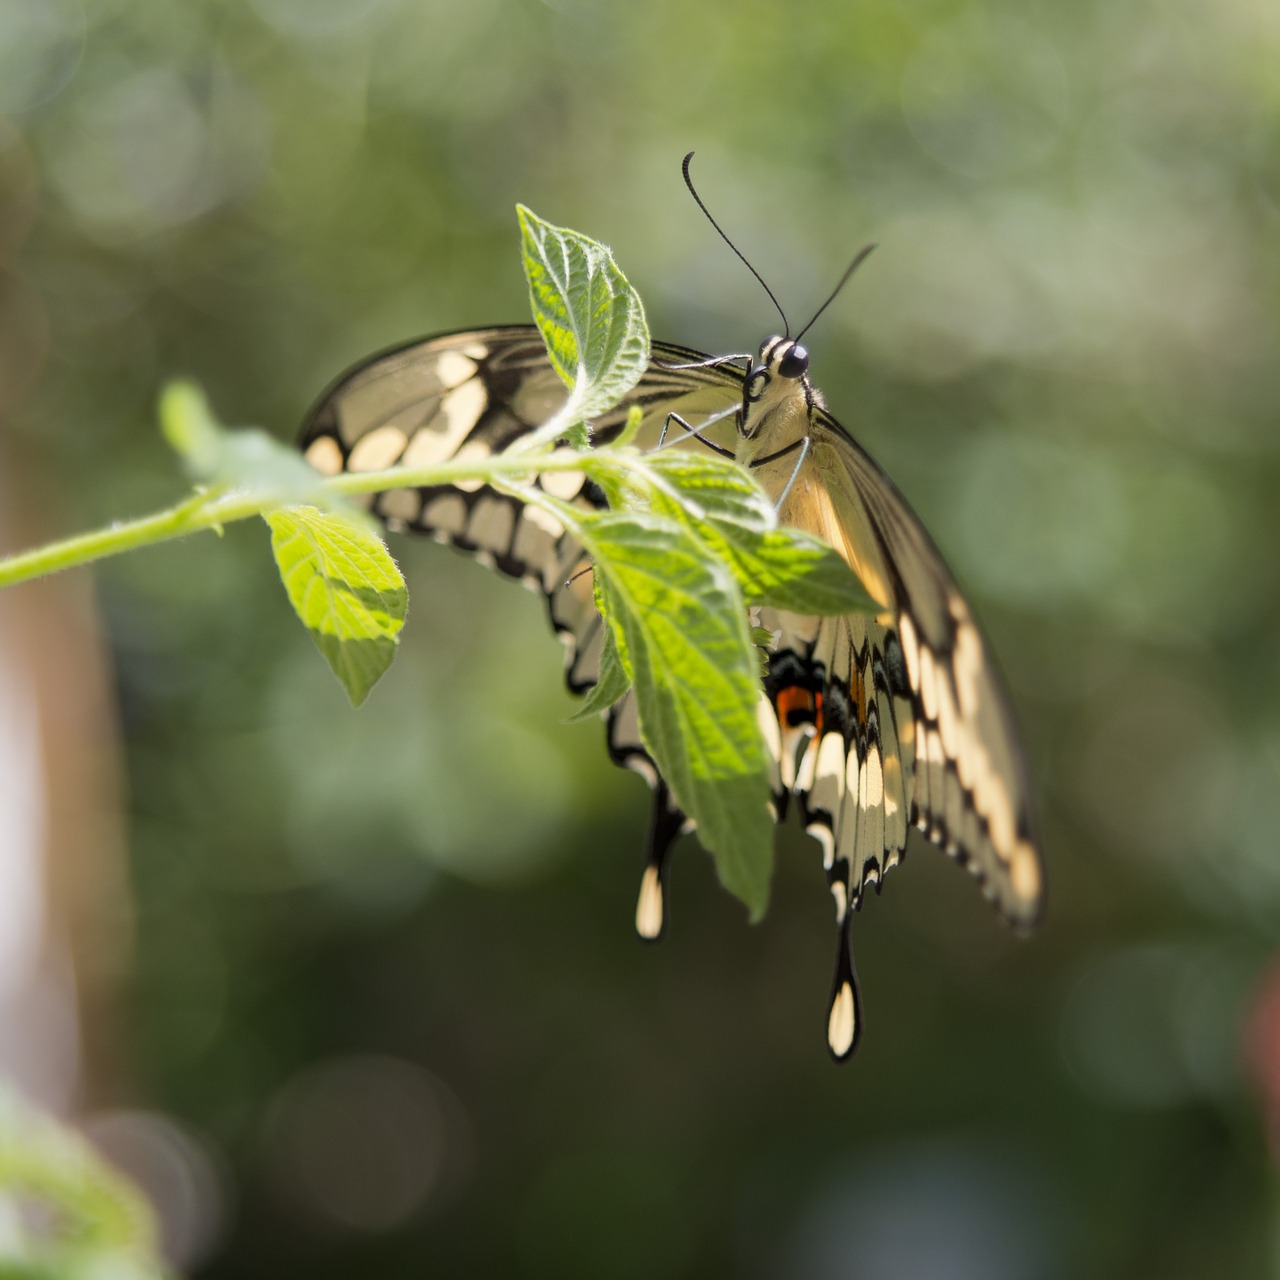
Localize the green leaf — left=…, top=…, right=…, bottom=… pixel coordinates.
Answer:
left=728, top=528, right=880, bottom=614
left=641, top=448, right=775, bottom=531
left=611, top=402, right=646, bottom=451
left=516, top=204, right=651, bottom=435
left=568, top=576, right=632, bottom=722
left=580, top=508, right=774, bottom=917
left=161, top=379, right=360, bottom=516
left=640, top=450, right=877, bottom=614
left=159, top=378, right=223, bottom=477
left=267, top=505, right=407, bottom=706
left=0, top=1083, right=164, bottom=1279
left=222, top=427, right=351, bottom=505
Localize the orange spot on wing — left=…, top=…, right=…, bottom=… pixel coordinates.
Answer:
left=776, top=686, right=820, bottom=731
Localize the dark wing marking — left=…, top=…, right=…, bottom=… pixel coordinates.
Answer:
left=754, top=410, right=1043, bottom=933
left=299, top=325, right=742, bottom=932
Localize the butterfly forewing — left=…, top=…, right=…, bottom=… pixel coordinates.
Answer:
left=298, top=323, right=741, bottom=811
left=815, top=413, right=1041, bottom=925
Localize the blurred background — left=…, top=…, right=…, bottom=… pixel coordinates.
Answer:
left=1, top=0, right=1278, bottom=1275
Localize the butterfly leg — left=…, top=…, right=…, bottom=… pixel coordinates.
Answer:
left=656, top=407, right=738, bottom=455
left=825, top=852, right=863, bottom=1060
left=775, top=434, right=811, bottom=507
left=635, top=778, right=688, bottom=942
left=749, top=434, right=812, bottom=508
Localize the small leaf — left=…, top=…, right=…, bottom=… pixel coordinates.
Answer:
left=642, top=449, right=775, bottom=531
left=728, top=528, right=880, bottom=614
left=159, top=379, right=223, bottom=477
left=641, top=450, right=877, bottom=615
left=568, top=578, right=632, bottom=722
left=226, top=427, right=353, bottom=505
left=611, top=402, right=646, bottom=451
left=581, top=508, right=774, bottom=917
left=267, top=506, right=407, bottom=706
left=516, top=204, right=651, bottom=433
left=161, top=380, right=365, bottom=516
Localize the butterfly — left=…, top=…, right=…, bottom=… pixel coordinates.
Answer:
left=298, top=164, right=1043, bottom=1059
left=298, top=316, right=1044, bottom=1059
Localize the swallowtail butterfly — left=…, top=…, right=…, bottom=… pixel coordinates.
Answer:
left=299, top=187, right=1044, bottom=1060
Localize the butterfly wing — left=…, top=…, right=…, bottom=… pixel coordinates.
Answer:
left=301, top=323, right=743, bottom=675
left=299, top=325, right=745, bottom=926
left=756, top=409, right=1043, bottom=930
left=300, top=325, right=1043, bottom=1059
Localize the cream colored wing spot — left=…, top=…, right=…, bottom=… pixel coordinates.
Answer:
left=839, top=752, right=861, bottom=867
left=459, top=341, right=488, bottom=360
left=540, top=469, right=586, bottom=501
left=434, top=350, right=478, bottom=390
left=882, top=751, right=903, bottom=820
left=1010, top=839, right=1042, bottom=906
left=305, top=435, right=344, bottom=476
left=512, top=504, right=567, bottom=588
left=347, top=424, right=409, bottom=472
left=422, top=493, right=467, bottom=538
left=899, top=612, right=921, bottom=692
left=830, top=879, right=848, bottom=921
left=793, top=731, right=820, bottom=793
left=756, top=696, right=784, bottom=795
left=627, top=754, right=659, bottom=788
left=398, top=377, right=490, bottom=475
left=809, top=732, right=847, bottom=819
left=986, top=778, right=1017, bottom=862
left=935, top=668, right=960, bottom=761
left=467, top=497, right=516, bottom=553
left=806, top=821, right=835, bottom=871
left=828, top=981, right=857, bottom=1058
left=380, top=487, right=421, bottom=524
left=917, top=644, right=940, bottom=721
left=952, top=614, right=983, bottom=718
left=451, top=439, right=493, bottom=493
left=858, top=750, right=886, bottom=877
left=635, top=865, right=664, bottom=940
left=402, top=423, right=456, bottom=468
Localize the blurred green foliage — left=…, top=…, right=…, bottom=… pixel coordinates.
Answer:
left=2, top=0, right=1279, bottom=1276
left=0, top=1084, right=163, bottom=1280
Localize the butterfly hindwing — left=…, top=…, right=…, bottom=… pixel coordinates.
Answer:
left=754, top=413, right=1042, bottom=931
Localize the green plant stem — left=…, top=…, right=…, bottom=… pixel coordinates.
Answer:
left=0, top=488, right=224, bottom=589
left=0, top=448, right=628, bottom=591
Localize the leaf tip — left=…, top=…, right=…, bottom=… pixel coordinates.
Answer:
left=159, top=379, right=223, bottom=476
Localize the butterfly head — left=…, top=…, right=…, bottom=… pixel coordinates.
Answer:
left=744, top=336, right=810, bottom=401
left=756, top=336, right=809, bottom=382
left=739, top=337, right=812, bottom=440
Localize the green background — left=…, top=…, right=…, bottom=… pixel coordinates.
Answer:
left=3, top=0, right=1279, bottom=1275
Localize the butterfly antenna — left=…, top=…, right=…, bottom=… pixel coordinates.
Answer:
left=683, top=151, right=790, bottom=338
left=795, top=243, right=877, bottom=345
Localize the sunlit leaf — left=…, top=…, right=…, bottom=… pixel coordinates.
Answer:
left=580, top=508, right=774, bottom=918
left=516, top=204, right=650, bottom=436
left=267, top=505, right=407, bottom=706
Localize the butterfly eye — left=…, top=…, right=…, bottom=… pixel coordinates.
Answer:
left=777, top=343, right=809, bottom=380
